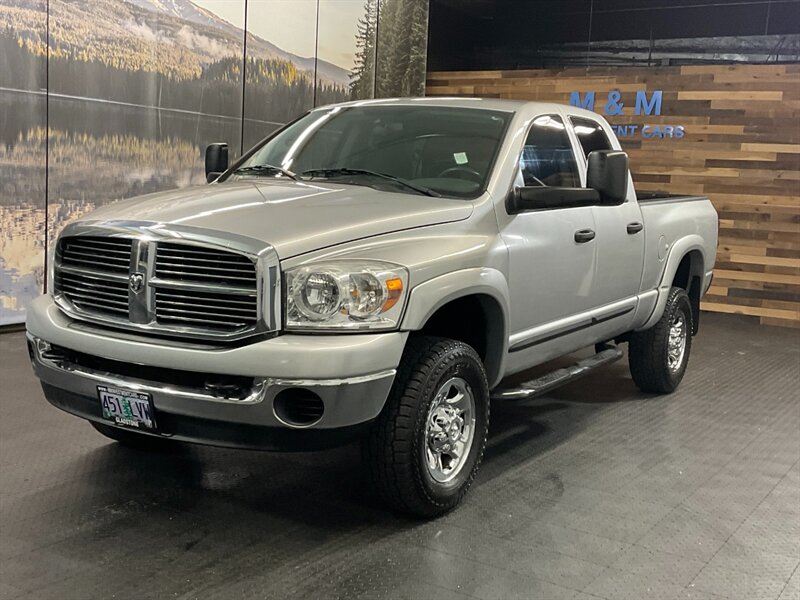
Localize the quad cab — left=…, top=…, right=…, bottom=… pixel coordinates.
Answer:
left=27, top=99, right=718, bottom=517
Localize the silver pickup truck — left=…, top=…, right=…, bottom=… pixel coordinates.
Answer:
left=26, top=98, right=718, bottom=517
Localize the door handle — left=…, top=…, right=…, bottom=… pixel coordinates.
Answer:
left=627, top=222, right=644, bottom=234
left=574, top=228, right=596, bottom=243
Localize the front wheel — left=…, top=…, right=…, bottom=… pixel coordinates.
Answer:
left=629, top=286, right=693, bottom=394
left=363, top=336, right=490, bottom=518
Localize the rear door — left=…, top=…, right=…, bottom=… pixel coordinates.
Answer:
left=569, top=115, right=645, bottom=309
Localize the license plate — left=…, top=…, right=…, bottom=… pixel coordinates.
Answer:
left=97, top=385, right=156, bottom=431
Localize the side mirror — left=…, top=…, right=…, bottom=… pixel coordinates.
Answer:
left=587, top=150, right=628, bottom=204
left=508, top=186, right=600, bottom=213
left=205, top=143, right=229, bottom=183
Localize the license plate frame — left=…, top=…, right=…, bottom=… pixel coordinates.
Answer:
left=97, top=385, right=157, bottom=432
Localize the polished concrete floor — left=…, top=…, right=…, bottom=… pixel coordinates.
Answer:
left=1, top=313, right=798, bottom=600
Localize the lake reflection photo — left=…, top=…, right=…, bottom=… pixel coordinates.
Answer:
left=0, top=0, right=429, bottom=325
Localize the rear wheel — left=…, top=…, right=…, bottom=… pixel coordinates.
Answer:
left=90, top=421, right=177, bottom=452
left=629, top=286, right=693, bottom=394
left=363, top=336, right=490, bottom=518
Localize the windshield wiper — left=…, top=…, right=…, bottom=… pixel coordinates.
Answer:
left=301, top=168, right=441, bottom=197
left=234, top=164, right=298, bottom=180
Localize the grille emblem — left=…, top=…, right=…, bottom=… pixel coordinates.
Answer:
left=129, top=272, right=145, bottom=293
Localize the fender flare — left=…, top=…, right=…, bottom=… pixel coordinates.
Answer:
left=401, top=268, right=510, bottom=388
left=638, top=235, right=707, bottom=331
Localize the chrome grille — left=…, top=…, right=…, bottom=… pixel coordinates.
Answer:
left=57, top=272, right=129, bottom=316
left=52, top=224, right=279, bottom=342
left=60, top=236, right=132, bottom=274
left=155, top=243, right=257, bottom=288
left=155, top=288, right=258, bottom=330
left=153, top=242, right=258, bottom=332
left=56, top=237, right=132, bottom=320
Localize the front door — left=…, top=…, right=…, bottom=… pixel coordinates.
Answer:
left=498, top=114, right=600, bottom=373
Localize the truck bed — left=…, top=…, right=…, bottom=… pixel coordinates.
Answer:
left=637, top=192, right=718, bottom=307
left=636, top=191, right=708, bottom=203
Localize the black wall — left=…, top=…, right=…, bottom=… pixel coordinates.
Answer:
left=428, top=0, right=800, bottom=71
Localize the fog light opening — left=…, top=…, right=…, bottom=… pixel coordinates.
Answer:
left=273, top=388, right=325, bottom=427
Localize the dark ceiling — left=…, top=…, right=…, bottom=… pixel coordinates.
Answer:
left=427, top=0, right=800, bottom=71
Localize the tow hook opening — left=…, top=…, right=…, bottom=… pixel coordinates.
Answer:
left=273, top=388, right=325, bottom=427
left=203, top=379, right=251, bottom=400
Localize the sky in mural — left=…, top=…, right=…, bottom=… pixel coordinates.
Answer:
left=193, top=0, right=364, bottom=70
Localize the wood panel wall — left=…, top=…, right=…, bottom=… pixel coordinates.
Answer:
left=427, top=65, right=800, bottom=328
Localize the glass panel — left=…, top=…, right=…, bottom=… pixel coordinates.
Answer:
left=317, top=0, right=375, bottom=101
left=241, top=0, right=319, bottom=150
left=0, top=0, right=47, bottom=324
left=237, top=105, right=511, bottom=199
left=45, top=0, right=246, bottom=240
left=375, top=0, right=429, bottom=97
left=520, top=115, right=579, bottom=188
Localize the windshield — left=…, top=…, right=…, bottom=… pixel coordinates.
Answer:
left=230, top=105, right=512, bottom=199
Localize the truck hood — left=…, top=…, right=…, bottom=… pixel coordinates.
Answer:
left=84, top=180, right=473, bottom=258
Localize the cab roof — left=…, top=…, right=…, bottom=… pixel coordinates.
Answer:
left=316, top=96, right=598, bottom=119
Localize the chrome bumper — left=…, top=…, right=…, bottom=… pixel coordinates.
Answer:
left=26, top=296, right=406, bottom=448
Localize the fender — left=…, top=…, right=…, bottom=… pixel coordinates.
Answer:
left=638, top=234, right=706, bottom=331
left=402, top=268, right=510, bottom=388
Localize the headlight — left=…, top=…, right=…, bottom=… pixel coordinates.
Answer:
left=285, top=261, right=408, bottom=330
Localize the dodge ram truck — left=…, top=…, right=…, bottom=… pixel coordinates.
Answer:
left=26, top=98, right=718, bottom=517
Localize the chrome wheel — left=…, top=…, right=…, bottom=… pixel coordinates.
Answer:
left=424, top=377, right=476, bottom=483
left=667, top=312, right=687, bottom=373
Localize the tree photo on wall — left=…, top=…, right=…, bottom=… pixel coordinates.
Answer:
left=349, top=0, right=378, bottom=99
left=0, top=0, right=430, bottom=326
left=350, top=0, right=429, bottom=98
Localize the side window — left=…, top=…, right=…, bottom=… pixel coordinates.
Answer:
left=570, top=116, right=613, bottom=160
left=519, top=115, right=579, bottom=187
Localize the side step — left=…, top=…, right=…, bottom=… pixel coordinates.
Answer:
left=491, top=345, right=624, bottom=401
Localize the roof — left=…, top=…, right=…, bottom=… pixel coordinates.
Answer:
left=316, top=96, right=580, bottom=115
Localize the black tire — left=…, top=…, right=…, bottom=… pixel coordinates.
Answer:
left=629, top=286, right=693, bottom=394
left=363, top=336, right=490, bottom=518
left=90, top=421, right=177, bottom=452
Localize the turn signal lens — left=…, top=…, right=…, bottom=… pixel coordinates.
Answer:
left=382, top=277, right=403, bottom=312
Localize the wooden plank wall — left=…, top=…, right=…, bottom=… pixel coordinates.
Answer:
left=427, top=65, right=800, bottom=327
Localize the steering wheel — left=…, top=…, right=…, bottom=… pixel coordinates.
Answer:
left=437, top=166, right=483, bottom=183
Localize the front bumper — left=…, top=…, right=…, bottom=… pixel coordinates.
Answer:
left=26, top=296, right=406, bottom=450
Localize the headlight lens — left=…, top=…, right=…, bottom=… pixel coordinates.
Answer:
left=295, top=272, right=340, bottom=320
left=285, top=261, right=408, bottom=330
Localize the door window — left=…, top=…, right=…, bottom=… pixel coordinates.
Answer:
left=570, top=116, right=613, bottom=159
left=519, top=115, right=579, bottom=187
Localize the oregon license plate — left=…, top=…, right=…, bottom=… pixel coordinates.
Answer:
left=97, top=385, right=156, bottom=431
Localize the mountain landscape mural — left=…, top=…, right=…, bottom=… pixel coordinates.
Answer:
left=0, top=0, right=429, bottom=325
left=2, top=0, right=351, bottom=107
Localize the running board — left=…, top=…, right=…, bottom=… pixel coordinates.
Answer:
left=491, top=345, right=624, bottom=401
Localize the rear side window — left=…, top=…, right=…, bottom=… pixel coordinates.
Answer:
left=519, top=115, right=579, bottom=187
left=570, top=116, right=613, bottom=159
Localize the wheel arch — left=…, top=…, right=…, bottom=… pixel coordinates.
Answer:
left=671, top=249, right=705, bottom=334
left=401, top=268, right=509, bottom=388
left=638, top=235, right=706, bottom=332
